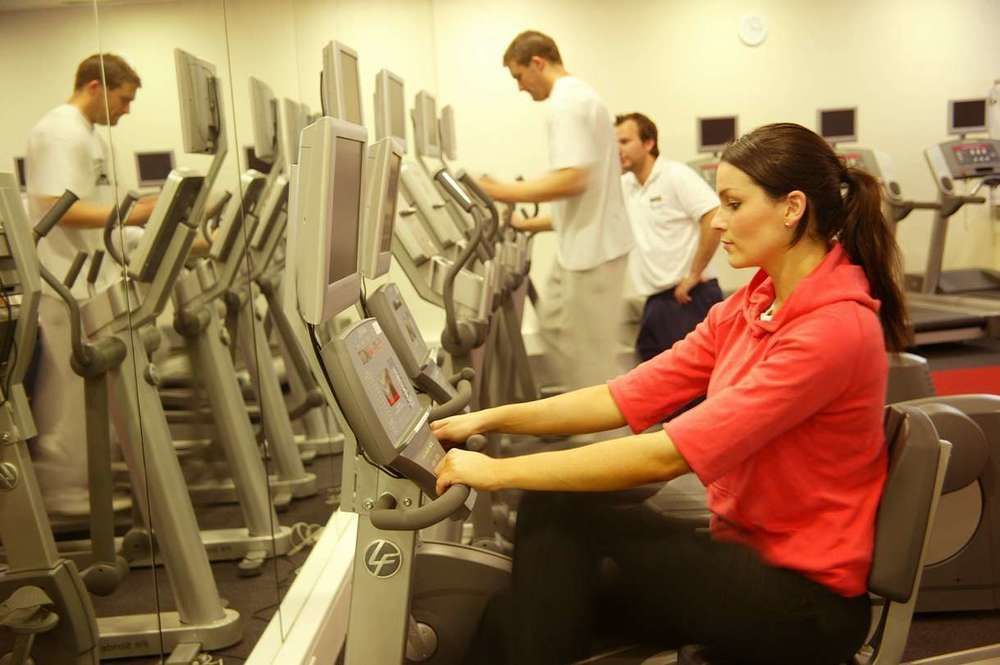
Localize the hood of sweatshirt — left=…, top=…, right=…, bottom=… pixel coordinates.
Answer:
left=739, top=243, right=880, bottom=338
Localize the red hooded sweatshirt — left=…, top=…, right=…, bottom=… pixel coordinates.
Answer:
left=608, top=243, right=888, bottom=597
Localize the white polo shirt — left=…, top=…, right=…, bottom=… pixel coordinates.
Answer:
left=26, top=103, right=114, bottom=297
left=622, top=157, right=720, bottom=297
left=546, top=76, right=632, bottom=271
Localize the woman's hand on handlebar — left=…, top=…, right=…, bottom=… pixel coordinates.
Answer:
left=435, top=448, right=500, bottom=495
left=430, top=411, right=487, bottom=448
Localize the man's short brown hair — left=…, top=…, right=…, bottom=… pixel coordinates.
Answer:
left=503, top=30, right=562, bottom=67
left=74, top=53, right=142, bottom=91
left=615, top=112, right=660, bottom=158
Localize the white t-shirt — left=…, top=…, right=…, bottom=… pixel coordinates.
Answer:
left=26, top=103, right=116, bottom=298
left=546, top=76, right=632, bottom=271
left=622, top=157, right=720, bottom=297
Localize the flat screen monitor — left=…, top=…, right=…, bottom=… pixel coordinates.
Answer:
left=697, top=116, right=737, bottom=154
left=244, top=145, right=273, bottom=174
left=321, top=41, right=363, bottom=125
left=413, top=90, right=440, bottom=159
left=818, top=107, right=857, bottom=144
left=13, top=157, right=26, bottom=192
left=175, top=48, right=222, bottom=155
left=374, top=69, right=407, bottom=153
left=439, top=104, right=457, bottom=161
left=948, top=98, right=987, bottom=136
left=361, top=137, right=404, bottom=279
left=135, top=151, right=175, bottom=188
left=249, top=76, right=278, bottom=163
left=295, top=116, right=367, bottom=324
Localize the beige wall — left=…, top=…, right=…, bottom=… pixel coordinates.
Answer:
left=2, top=0, right=998, bottom=338
left=430, top=0, right=1000, bottom=307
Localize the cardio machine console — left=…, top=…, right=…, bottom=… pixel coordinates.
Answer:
left=128, top=170, right=205, bottom=282
left=367, top=282, right=455, bottom=404
left=926, top=139, right=1000, bottom=193
left=210, top=170, right=266, bottom=264
left=322, top=317, right=448, bottom=497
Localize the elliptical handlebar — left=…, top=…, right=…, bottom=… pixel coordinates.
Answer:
left=32, top=190, right=78, bottom=242
left=62, top=251, right=88, bottom=290
left=368, top=483, right=471, bottom=531
left=201, top=190, right=232, bottom=247
left=441, top=205, right=486, bottom=352
left=102, top=191, right=139, bottom=267
left=428, top=378, right=473, bottom=421
left=457, top=170, right=500, bottom=252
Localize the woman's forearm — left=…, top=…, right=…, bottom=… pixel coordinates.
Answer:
left=481, top=384, right=627, bottom=436
left=492, top=431, right=688, bottom=491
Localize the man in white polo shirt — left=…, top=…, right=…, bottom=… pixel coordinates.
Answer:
left=477, top=30, right=633, bottom=391
left=616, top=112, right=722, bottom=362
left=27, top=53, right=154, bottom=514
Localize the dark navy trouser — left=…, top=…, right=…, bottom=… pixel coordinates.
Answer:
left=636, top=278, right=723, bottom=362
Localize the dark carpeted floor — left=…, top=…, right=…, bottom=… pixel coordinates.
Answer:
left=87, top=452, right=342, bottom=665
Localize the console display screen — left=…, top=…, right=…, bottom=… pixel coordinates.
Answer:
left=328, top=137, right=363, bottom=285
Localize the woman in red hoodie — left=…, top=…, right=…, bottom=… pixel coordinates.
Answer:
left=433, top=122, right=909, bottom=665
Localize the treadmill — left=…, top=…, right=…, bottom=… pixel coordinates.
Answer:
left=838, top=145, right=1000, bottom=345
left=822, top=105, right=1000, bottom=347
left=912, top=101, right=1000, bottom=299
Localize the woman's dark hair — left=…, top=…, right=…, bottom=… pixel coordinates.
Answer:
left=721, top=122, right=910, bottom=351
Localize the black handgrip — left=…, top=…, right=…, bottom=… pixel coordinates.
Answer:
left=87, top=251, right=105, bottom=285
left=369, top=484, right=471, bottom=531
left=103, top=192, right=139, bottom=266
left=62, top=251, right=88, bottom=289
left=465, top=434, right=487, bottom=452
left=33, top=190, right=79, bottom=240
left=428, top=379, right=473, bottom=421
left=449, top=367, right=476, bottom=385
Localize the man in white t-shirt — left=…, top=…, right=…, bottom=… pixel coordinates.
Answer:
left=477, top=31, right=633, bottom=391
left=616, top=112, right=722, bottom=362
left=27, top=53, right=155, bottom=514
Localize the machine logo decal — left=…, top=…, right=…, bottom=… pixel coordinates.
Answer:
left=364, top=539, right=403, bottom=578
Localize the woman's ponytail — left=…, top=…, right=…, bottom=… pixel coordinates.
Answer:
left=840, top=167, right=910, bottom=351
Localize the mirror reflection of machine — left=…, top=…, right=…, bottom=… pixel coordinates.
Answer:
left=687, top=115, right=737, bottom=189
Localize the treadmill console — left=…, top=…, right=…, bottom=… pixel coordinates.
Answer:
left=322, top=317, right=449, bottom=497
left=686, top=156, right=720, bottom=189
left=926, top=139, right=1000, bottom=193
left=836, top=148, right=880, bottom=174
